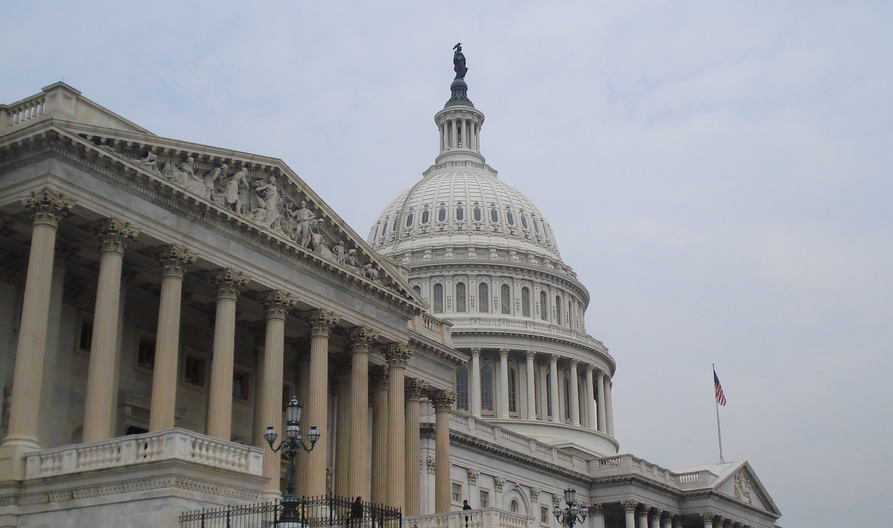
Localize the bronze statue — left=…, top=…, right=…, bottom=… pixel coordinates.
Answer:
left=453, top=42, right=467, bottom=80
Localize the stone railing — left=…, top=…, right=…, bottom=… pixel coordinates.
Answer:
left=592, top=454, right=718, bottom=489
left=1, top=96, right=45, bottom=129
left=410, top=312, right=454, bottom=344
left=24, top=428, right=263, bottom=480
left=405, top=507, right=531, bottom=528
left=446, top=317, right=607, bottom=353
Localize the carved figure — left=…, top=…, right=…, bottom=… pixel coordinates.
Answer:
left=332, top=240, right=346, bottom=266
left=362, top=263, right=381, bottom=284
left=198, top=164, right=227, bottom=202
left=224, top=168, right=250, bottom=214
left=344, top=248, right=361, bottom=273
left=162, top=156, right=198, bottom=188
left=289, top=200, right=316, bottom=248
left=253, top=176, right=281, bottom=229
left=311, top=230, right=334, bottom=260
left=138, top=151, right=160, bottom=173
left=453, top=43, right=467, bottom=79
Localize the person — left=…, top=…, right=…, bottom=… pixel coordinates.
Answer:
left=462, top=499, right=472, bottom=510
left=349, top=496, right=363, bottom=527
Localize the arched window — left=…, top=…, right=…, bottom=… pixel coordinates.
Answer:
left=456, top=207, right=464, bottom=221
left=405, top=213, right=413, bottom=227
left=456, top=367, right=469, bottom=411
left=564, top=376, right=571, bottom=421
left=506, top=211, right=514, bottom=225
left=478, top=282, right=489, bottom=313
left=433, top=283, right=444, bottom=314
left=521, top=287, right=531, bottom=317
left=421, top=210, right=430, bottom=224
left=413, top=285, right=421, bottom=295
left=490, top=209, right=499, bottom=223
left=508, top=367, right=518, bottom=413
left=540, top=291, right=548, bottom=321
left=481, top=366, right=494, bottom=412
left=456, top=282, right=467, bottom=313
left=501, top=284, right=511, bottom=315
left=473, top=207, right=482, bottom=222
left=438, top=207, right=447, bottom=222
left=555, top=295, right=562, bottom=324
left=510, top=500, right=519, bottom=513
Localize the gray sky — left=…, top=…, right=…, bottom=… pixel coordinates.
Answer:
left=3, top=2, right=892, bottom=526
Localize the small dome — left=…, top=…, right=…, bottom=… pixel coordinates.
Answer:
left=368, top=166, right=561, bottom=261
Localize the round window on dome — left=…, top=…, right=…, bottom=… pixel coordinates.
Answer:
left=421, top=210, right=430, bottom=224
left=438, top=208, right=447, bottom=222
left=490, top=209, right=499, bottom=223
left=456, top=207, right=464, bottom=221
left=506, top=211, right=514, bottom=225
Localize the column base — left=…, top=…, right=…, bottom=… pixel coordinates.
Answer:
left=0, top=438, right=40, bottom=483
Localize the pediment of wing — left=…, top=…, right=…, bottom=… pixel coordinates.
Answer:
left=0, top=119, right=426, bottom=312
left=713, top=461, right=780, bottom=517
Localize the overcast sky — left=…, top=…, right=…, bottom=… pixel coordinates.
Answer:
left=3, top=2, right=892, bottom=526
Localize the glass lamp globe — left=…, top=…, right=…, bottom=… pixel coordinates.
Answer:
left=264, top=426, right=278, bottom=446
left=564, top=486, right=576, bottom=505
left=307, top=425, right=321, bottom=445
left=286, top=423, right=300, bottom=440
left=286, top=396, right=302, bottom=424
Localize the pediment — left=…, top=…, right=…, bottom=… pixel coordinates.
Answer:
left=1, top=119, right=425, bottom=312
left=714, top=461, right=780, bottom=516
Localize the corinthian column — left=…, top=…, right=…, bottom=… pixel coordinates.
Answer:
left=149, top=245, right=196, bottom=431
left=258, top=290, right=297, bottom=497
left=349, top=326, right=378, bottom=500
left=334, top=366, right=351, bottom=499
left=605, top=375, right=615, bottom=437
left=498, top=349, right=510, bottom=419
left=432, top=390, right=456, bottom=513
left=383, top=343, right=413, bottom=511
left=306, top=309, right=339, bottom=497
left=206, top=268, right=249, bottom=440
left=596, top=371, right=607, bottom=433
left=623, top=500, right=638, bottom=528
left=569, top=359, right=580, bottom=426
left=525, top=351, right=537, bottom=421
left=470, top=348, right=481, bottom=417
left=583, top=364, right=595, bottom=429
left=370, top=366, right=389, bottom=505
left=83, top=218, right=139, bottom=443
left=0, top=189, right=73, bottom=481
left=404, top=378, right=425, bottom=516
left=549, top=355, right=560, bottom=423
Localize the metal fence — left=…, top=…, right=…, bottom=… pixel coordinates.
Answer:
left=179, top=496, right=402, bottom=528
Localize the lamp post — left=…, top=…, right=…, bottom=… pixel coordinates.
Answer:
left=553, top=486, right=587, bottom=528
left=264, top=396, right=321, bottom=523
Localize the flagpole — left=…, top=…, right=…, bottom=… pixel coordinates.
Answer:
left=714, top=364, right=724, bottom=463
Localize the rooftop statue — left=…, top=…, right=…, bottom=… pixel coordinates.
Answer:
left=453, top=42, right=467, bottom=80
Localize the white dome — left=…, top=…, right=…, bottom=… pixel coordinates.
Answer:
left=368, top=164, right=562, bottom=262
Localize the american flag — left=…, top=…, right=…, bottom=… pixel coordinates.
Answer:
left=714, top=369, right=727, bottom=406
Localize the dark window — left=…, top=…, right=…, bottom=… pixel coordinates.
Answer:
left=392, top=217, right=399, bottom=231
left=137, top=336, right=155, bottom=370
left=501, top=284, right=511, bottom=315
left=456, top=367, right=469, bottom=411
left=506, top=211, right=514, bottom=225
left=540, top=291, right=548, bottom=321
left=233, top=372, right=249, bottom=400
left=433, top=283, right=444, bottom=313
left=456, top=207, right=464, bottom=221
left=456, top=282, right=467, bottom=313
left=406, top=213, right=413, bottom=227
left=481, top=366, right=493, bottom=411
left=490, top=209, right=499, bottom=223
left=184, top=356, right=206, bottom=387
left=508, top=367, right=517, bottom=413
left=438, top=208, right=447, bottom=222
left=522, top=287, right=531, bottom=317
left=473, top=207, right=482, bottom=222
left=534, top=219, right=540, bottom=233
left=422, top=210, right=430, bottom=224
left=78, top=317, right=94, bottom=352
left=556, top=295, right=562, bottom=323
left=521, top=215, right=528, bottom=229
left=413, top=285, right=421, bottom=295
left=478, top=283, right=489, bottom=313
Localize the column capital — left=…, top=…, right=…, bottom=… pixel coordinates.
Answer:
left=349, top=326, right=379, bottom=351
left=569, top=358, right=579, bottom=367
left=589, top=503, right=604, bottom=516
left=307, top=308, right=339, bottom=336
left=405, top=378, right=426, bottom=400
left=584, top=362, right=594, bottom=374
left=22, top=188, right=74, bottom=227
left=383, top=342, right=413, bottom=367
left=470, top=347, right=481, bottom=358
left=466, top=468, right=480, bottom=484
left=701, top=512, right=716, bottom=526
left=498, top=348, right=509, bottom=359
left=211, top=267, right=249, bottom=299
left=91, top=218, right=139, bottom=254
left=262, top=289, right=297, bottom=319
left=432, top=390, right=457, bottom=411
left=526, top=350, right=536, bottom=360
left=157, top=244, right=196, bottom=278
left=622, top=500, right=639, bottom=513
left=550, top=353, right=559, bottom=364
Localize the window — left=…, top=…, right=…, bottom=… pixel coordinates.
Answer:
left=406, top=213, right=413, bottom=227
left=546, top=375, right=553, bottom=417
left=555, top=295, right=562, bottom=323
left=506, top=211, right=514, bottom=225
left=534, top=219, right=540, bottom=234
left=490, top=209, right=499, bottom=223
left=522, top=287, right=531, bottom=317
left=184, top=355, right=206, bottom=387
left=479, top=489, right=490, bottom=508
left=521, top=215, right=528, bottom=229
left=433, top=283, right=444, bottom=314
left=481, top=366, right=493, bottom=412
left=456, top=206, right=464, bottom=221
left=456, top=282, right=467, bottom=313
left=564, top=376, right=571, bottom=421
left=541, top=506, right=549, bottom=525
left=77, top=315, right=94, bottom=353
left=381, top=220, right=387, bottom=236
left=137, top=335, right=156, bottom=370
left=508, top=367, right=518, bottom=414
left=413, top=285, right=421, bottom=295
left=233, top=371, right=249, bottom=400
left=438, top=207, right=447, bottom=222
left=511, top=500, right=519, bottom=513
left=473, top=206, right=482, bottom=222
left=392, top=216, right=399, bottom=231
left=478, top=283, right=489, bottom=313
left=456, top=367, right=469, bottom=411
left=452, top=482, right=463, bottom=504
left=540, top=291, right=548, bottom=321
left=501, top=284, right=511, bottom=315
left=422, top=210, right=430, bottom=224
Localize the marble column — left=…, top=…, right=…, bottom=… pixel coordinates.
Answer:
left=701, top=512, right=716, bottom=528
left=207, top=268, right=249, bottom=440
left=638, top=505, right=649, bottom=529
left=370, top=367, right=389, bottom=506
left=349, top=326, right=378, bottom=500
left=0, top=189, right=73, bottom=481
left=498, top=348, right=510, bottom=419
left=404, top=378, right=424, bottom=516
left=569, top=359, right=580, bottom=426
left=596, top=371, right=607, bottom=433
left=384, top=343, right=413, bottom=511
left=549, top=355, right=560, bottom=423
left=525, top=351, right=537, bottom=421
left=605, top=376, right=615, bottom=437
left=651, top=509, right=662, bottom=528
left=432, top=390, right=456, bottom=513
left=334, top=367, right=351, bottom=499
left=622, top=500, right=638, bottom=528
left=306, top=309, right=339, bottom=497
left=590, top=504, right=605, bottom=528
left=470, top=348, right=481, bottom=417
left=662, top=512, right=674, bottom=528
left=83, top=218, right=139, bottom=443
left=258, top=290, right=297, bottom=497
left=584, top=363, right=595, bottom=429
left=149, top=245, right=196, bottom=431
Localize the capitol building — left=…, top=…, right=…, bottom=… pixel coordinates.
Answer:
left=0, top=51, right=780, bottom=527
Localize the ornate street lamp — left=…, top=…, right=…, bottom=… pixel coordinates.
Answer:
left=553, top=486, right=587, bottom=528
left=265, top=396, right=321, bottom=523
